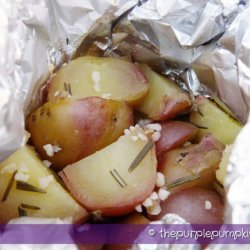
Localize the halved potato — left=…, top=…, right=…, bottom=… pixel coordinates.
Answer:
left=190, top=96, right=242, bottom=144
left=136, top=64, right=191, bottom=121
left=59, top=127, right=157, bottom=216
left=26, top=97, right=133, bottom=170
left=0, top=146, right=88, bottom=223
left=47, top=56, right=149, bottom=106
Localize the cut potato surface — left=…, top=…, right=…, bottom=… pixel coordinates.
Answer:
left=47, top=56, right=149, bottom=106
left=59, top=127, right=157, bottom=216
left=26, top=97, right=133, bottom=170
left=216, top=144, right=233, bottom=186
left=0, top=146, right=88, bottom=223
left=136, top=64, right=191, bottom=121
left=159, top=134, right=224, bottom=191
left=190, top=96, right=242, bottom=144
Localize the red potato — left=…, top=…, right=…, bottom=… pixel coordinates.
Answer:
left=0, top=146, right=88, bottom=223
left=149, top=187, right=224, bottom=224
left=47, top=56, right=149, bottom=106
left=190, top=96, right=242, bottom=144
left=26, top=97, right=133, bottom=170
left=155, top=121, right=198, bottom=158
left=158, top=134, right=225, bottom=191
left=136, top=64, right=191, bottom=121
left=59, top=127, right=157, bottom=216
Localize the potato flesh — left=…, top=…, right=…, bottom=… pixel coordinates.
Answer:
left=159, top=134, right=224, bottom=190
left=26, top=97, right=133, bottom=169
left=216, top=144, right=233, bottom=186
left=136, top=64, right=191, bottom=121
left=190, top=96, right=242, bottom=144
left=59, top=128, right=157, bottom=216
left=47, top=56, right=149, bottom=106
left=0, top=146, right=88, bottom=223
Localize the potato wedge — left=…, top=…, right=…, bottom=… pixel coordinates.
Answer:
left=136, top=64, right=191, bottom=121
left=0, top=146, right=88, bottom=223
left=190, top=96, right=242, bottom=144
left=26, top=97, right=133, bottom=170
left=47, top=56, right=149, bottom=106
left=155, top=121, right=198, bottom=158
left=59, top=127, right=157, bottom=216
left=159, top=134, right=224, bottom=190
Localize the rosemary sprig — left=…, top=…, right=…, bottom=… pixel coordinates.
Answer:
left=1, top=171, right=17, bottom=202
left=21, top=203, right=41, bottom=210
left=190, top=122, right=208, bottom=130
left=16, top=181, right=46, bottom=194
left=64, top=82, right=72, bottom=95
left=110, top=169, right=127, bottom=188
left=68, top=84, right=72, bottom=95
left=197, top=107, right=204, bottom=116
left=18, top=206, right=27, bottom=217
left=128, top=139, right=153, bottom=173
left=166, top=174, right=200, bottom=190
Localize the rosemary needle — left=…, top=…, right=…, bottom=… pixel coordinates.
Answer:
left=18, top=206, right=27, bottom=217
left=110, top=169, right=127, bottom=188
left=166, top=174, right=200, bottom=190
left=128, top=139, right=153, bottom=173
left=21, top=203, right=41, bottom=210
left=1, top=171, right=17, bottom=202
left=16, top=181, right=46, bottom=194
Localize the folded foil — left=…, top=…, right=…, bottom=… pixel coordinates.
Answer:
left=1, top=0, right=250, bottom=249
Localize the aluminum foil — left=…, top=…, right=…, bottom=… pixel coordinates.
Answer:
left=1, top=0, right=250, bottom=249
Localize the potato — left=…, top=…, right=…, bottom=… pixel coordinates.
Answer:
left=190, top=96, right=242, bottom=144
left=26, top=97, right=133, bottom=170
left=0, top=146, right=88, bottom=223
left=158, top=134, right=224, bottom=191
left=59, top=127, right=157, bottom=216
left=149, top=187, right=224, bottom=224
left=216, top=144, right=233, bottom=186
left=155, top=121, right=198, bottom=158
left=47, top=56, right=149, bottom=106
left=136, top=64, right=191, bottom=121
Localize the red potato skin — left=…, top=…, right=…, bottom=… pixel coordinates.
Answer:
left=152, top=94, right=191, bottom=121
left=160, top=95, right=191, bottom=120
left=149, top=187, right=224, bottom=224
left=155, top=121, right=198, bottom=158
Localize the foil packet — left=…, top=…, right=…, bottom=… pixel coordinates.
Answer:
left=1, top=0, right=250, bottom=249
